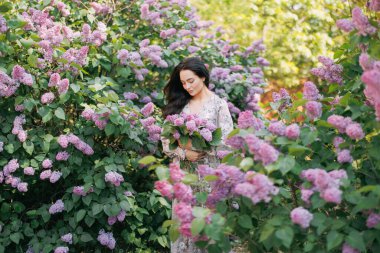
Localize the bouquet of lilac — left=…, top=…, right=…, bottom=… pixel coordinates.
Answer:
left=162, top=112, right=222, bottom=151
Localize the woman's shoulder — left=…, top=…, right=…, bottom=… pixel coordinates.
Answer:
left=212, top=93, right=228, bottom=108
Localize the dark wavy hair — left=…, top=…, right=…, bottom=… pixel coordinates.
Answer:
left=162, top=57, right=210, bottom=118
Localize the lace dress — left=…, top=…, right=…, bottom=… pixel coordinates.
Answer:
left=161, top=93, right=234, bottom=253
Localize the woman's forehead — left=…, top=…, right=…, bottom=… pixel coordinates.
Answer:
left=180, top=70, right=196, bottom=79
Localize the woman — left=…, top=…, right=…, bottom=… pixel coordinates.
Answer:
left=161, top=57, right=233, bottom=253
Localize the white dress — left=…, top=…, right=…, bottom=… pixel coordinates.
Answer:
left=162, top=93, right=234, bottom=253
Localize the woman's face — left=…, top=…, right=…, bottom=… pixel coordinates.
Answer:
left=179, top=70, right=205, bottom=96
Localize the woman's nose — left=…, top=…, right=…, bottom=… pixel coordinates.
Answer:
left=185, top=83, right=191, bottom=89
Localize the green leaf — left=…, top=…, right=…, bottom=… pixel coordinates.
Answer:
left=155, top=166, right=169, bottom=180
left=182, top=174, right=198, bottom=184
left=92, top=203, right=103, bottom=216
left=23, top=141, right=34, bottom=155
left=346, top=230, right=366, bottom=252
left=169, top=225, right=180, bottom=242
left=191, top=218, right=206, bottom=236
left=138, top=155, right=156, bottom=165
left=240, top=157, right=253, bottom=171
left=288, top=145, right=311, bottom=156
left=275, top=226, right=294, bottom=248
left=76, top=209, right=86, bottom=222
left=54, top=108, right=65, bottom=120
left=27, top=55, right=39, bottom=68
left=80, top=233, right=93, bottom=242
left=210, top=128, right=222, bottom=145
left=192, top=207, right=211, bottom=218
left=326, top=230, right=343, bottom=251
left=238, top=215, right=253, bottom=229
left=10, top=232, right=21, bottom=244
left=0, top=2, right=12, bottom=13
left=279, top=156, right=295, bottom=175
left=105, top=124, right=115, bottom=136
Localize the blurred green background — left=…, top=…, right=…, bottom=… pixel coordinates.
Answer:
left=190, top=0, right=351, bottom=88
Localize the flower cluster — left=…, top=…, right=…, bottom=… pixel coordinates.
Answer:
left=81, top=22, right=107, bottom=46
left=234, top=171, right=279, bottom=204
left=366, top=211, right=380, bottom=228
left=163, top=112, right=220, bottom=151
left=48, top=73, right=70, bottom=94
left=49, top=199, right=65, bottom=214
left=0, top=14, right=7, bottom=33
left=245, top=134, right=279, bottom=165
left=327, top=115, right=364, bottom=140
left=290, top=207, right=313, bottom=228
left=310, top=56, right=343, bottom=85
left=72, top=186, right=93, bottom=196
left=272, top=88, right=292, bottom=112
left=90, top=2, right=112, bottom=15
left=105, top=171, right=124, bottom=187
left=108, top=210, right=126, bottom=225
left=360, top=53, right=380, bottom=121
left=199, top=164, right=244, bottom=207
left=1, top=65, right=34, bottom=97
left=81, top=108, right=109, bottom=130
left=54, top=246, right=69, bottom=253
left=139, top=39, right=168, bottom=68
left=56, top=151, right=70, bottom=161
left=12, top=114, right=27, bottom=142
left=237, top=110, right=264, bottom=130
left=61, top=233, right=73, bottom=244
left=12, top=65, right=33, bottom=86
left=268, top=121, right=300, bottom=139
left=300, top=168, right=347, bottom=204
left=337, top=7, right=377, bottom=36
left=97, top=229, right=116, bottom=250
left=57, top=134, right=94, bottom=155
left=59, top=46, right=89, bottom=73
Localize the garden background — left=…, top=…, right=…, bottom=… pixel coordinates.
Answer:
left=0, top=0, right=379, bottom=252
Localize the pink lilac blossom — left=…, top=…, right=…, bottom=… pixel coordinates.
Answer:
left=0, top=15, right=7, bottom=33
left=123, top=92, right=138, bottom=100
left=310, top=56, right=343, bottom=85
left=42, top=159, right=53, bottom=169
left=301, top=188, right=314, bottom=204
left=141, top=102, right=154, bottom=117
left=49, top=199, right=65, bottom=214
left=225, top=135, right=245, bottom=149
left=3, top=159, right=19, bottom=176
left=40, top=169, right=52, bottom=180
left=12, top=65, right=33, bottom=86
left=359, top=53, right=374, bottom=71
left=237, top=110, right=263, bottom=130
left=268, top=121, right=286, bottom=136
left=54, top=247, right=69, bottom=253
left=17, top=182, right=28, bottom=192
left=15, top=104, right=25, bottom=112
left=90, top=2, right=111, bottom=15
left=24, top=167, right=35, bottom=175
left=97, top=229, right=116, bottom=250
left=336, top=19, right=355, bottom=33
left=105, top=171, right=124, bottom=187
left=305, top=101, right=322, bottom=120
left=303, top=81, right=320, bottom=101
left=245, top=134, right=279, bottom=165
left=337, top=149, right=352, bottom=163
left=174, top=202, right=193, bottom=223
left=61, top=233, right=73, bottom=244
left=217, top=150, right=232, bottom=159
left=204, top=164, right=245, bottom=207
left=345, top=123, right=364, bottom=140
left=155, top=180, right=173, bottom=199
left=200, top=128, right=212, bottom=141
left=333, top=136, right=345, bottom=150
left=41, top=92, right=55, bottom=104
left=234, top=171, right=279, bottom=204
left=56, top=151, right=70, bottom=161
left=369, top=0, right=380, bottom=11
left=173, top=182, right=194, bottom=204
left=327, top=115, right=352, bottom=133
left=342, top=243, right=360, bottom=253
left=290, top=207, right=313, bottom=228
left=300, top=168, right=346, bottom=204
left=352, top=7, right=377, bottom=36
left=366, top=212, right=380, bottom=228
left=50, top=171, right=62, bottom=183
left=73, top=186, right=86, bottom=196
left=169, top=163, right=185, bottom=183
left=285, top=124, right=300, bottom=139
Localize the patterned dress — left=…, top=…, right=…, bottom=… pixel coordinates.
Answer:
left=162, top=93, right=234, bottom=253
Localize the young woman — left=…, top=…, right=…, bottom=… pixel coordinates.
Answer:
left=161, top=57, right=233, bottom=253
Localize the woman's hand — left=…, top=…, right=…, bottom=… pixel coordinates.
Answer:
left=178, top=139, right=192, bottom=150
left=185, top=149, right=206, bottom=162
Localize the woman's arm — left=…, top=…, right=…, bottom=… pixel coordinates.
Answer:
left=161, top=136, right=186, bottom=160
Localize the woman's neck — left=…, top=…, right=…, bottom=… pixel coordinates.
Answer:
left=191, top=86, right=212, bottom=102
